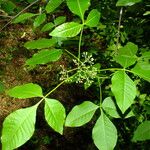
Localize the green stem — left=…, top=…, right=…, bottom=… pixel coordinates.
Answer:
left=98, top=78, right=102, bottom=105
left=99, top=68, right=135, bottom=74
left=64, top=49, right=82, bottom=64
left=78, top=27, right=84, bottom=65
left=44, top=80, right=66, bottom=98
left=67, top=67, right=78, bottom=73
left=38, top=73, right=77, bottom=103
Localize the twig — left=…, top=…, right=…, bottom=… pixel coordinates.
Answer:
left=0, top=15, right=13, bottom=18
left=0, top=0, right=39, bottom=32
left=116, top=7, right=123, bottom=51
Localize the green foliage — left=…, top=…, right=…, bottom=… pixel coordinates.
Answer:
left=44, top=98, right=66, bottom=134
left=33, top=13, right=46, bottom=28
left=25, top=49, right=63, bottom=66
left=85, top=9, right=101, bottom=27
left=116, top=0, right=142, bottom=6
left=0, top=0, right=16, bottom=14
left=132, top=63, right=150, bottom=82
left=92, top=110, right=117, bottom=150
left=1, top=0, right=150, bottom=149
left=111, top=71, right=137, bottom=113
left=102, top=97, right=120, bottom=118
left=114, top=42, right=138, bottom=68
left=54, top=16, right=66, bottom=26
left=131, top=52, right=150, bottom=82
left=1, top=105, right=38, bottom=150
left=24, top=38, right=56, bottom=49
left=66, top=0, right=90, bottom=21
left=143, top=11, right=150, bottom=16
left=41, top=22, right=55, bottom=32
left=50, top=22, right=83, bottom=37
left=65, top=101, right=99, bottom=127
left=0, top=82, right=4, bottom=93
left=46, top=0, right=63, bottom=13
left=132, top=121, right=150, bottom=141
left=7, top=83, right=43, bottom=98
left=13, top=13, right=37, bottom=23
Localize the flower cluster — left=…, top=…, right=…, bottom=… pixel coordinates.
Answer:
left=59, top=65, right=68, bottom=81
left=59, top=52, right=99, bottom=89
left=72, top=66, right=98, bottom=89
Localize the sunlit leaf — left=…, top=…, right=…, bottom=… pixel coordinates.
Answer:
left=44, top=98, right=66, bottom=134
left=111, top=71, right=136, bottom=113
left=125, top=110, right=135, bottom=118
left=116, top=0, right=142, bottom=6
left=50, top=22, right=82, bottom=37
left=132, top=121, right=150, bottom=141
left=114, top=42, right=138, bottom=68
left=66, top=0, right=90, bottom=21
left=46, top=0, right=63, bottom=13
left=65, top=101, right=99, bottom=127
left=26, top=49, right=62, bottom=66
left=92, top=110, right=117, bottom=150
left=7, top=83, right=43, bottom=98
left=13, top=13, right=36, bottom=23
left=137, top=51, right=150, bottom=70
left=132, top=63, right=150, bottom=82
left=1, top=105, right=38, bottom=150
left=143, top=11, right=150, bottom=16
left=33, top=13, right=46, bottom=28
left=85, top=9, right=101, bottom=27
left=54, top=16, right=66, bottom=26
left=102, top=97, right=120, bottom=118
left=41, top=22, right=55, bottom=32
left=24, top=38, right=56, bottom=49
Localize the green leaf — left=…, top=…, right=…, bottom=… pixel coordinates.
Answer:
left=116, top=0, right=142, bottom=6
left=138, top=52, right=150, bottom=70
left=24, top=38, right=56, bottom=49
left=41, top=22, right=55, bottom=32
left=13, top=13, right=36, bottom=23
left=143, top=11, right=150, bottom=16
left=1, top=105, right=38, bottom=150
left=66, top=0, right=90, bottom=21
left=54, top=16, right=66, bottom=26
left=114, top=42, right=138, bottom=68
left=1, top=1, right=16, bottom=14
left=7, top=83, right=43, bottom=98
left=65, top=101, right=98, bottom=127
left=0, top=82, right=4, bottom=93
left=46, top=0, right=63, bottom=13
left=92, top=110, right=117, bottom=150
left=85, top=9, right=101, bottom=27
left=50, top=22, right=82, bottom=37
left=125, top=110, right=135, bottom=118
left=102, top=97, right=120, bottom=118
left=132, top=52, right=150, bottom=82
left=132, top=121, right=150, bottom=141
left=111, top=71, right=136, bottom=113
left=132, top=63, right=150, bottom=82
left=26, top=49, right=62, bottom=66
left=33, top=13, right=46, bottom=28
left=44, top=98, right=66, bottom=134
